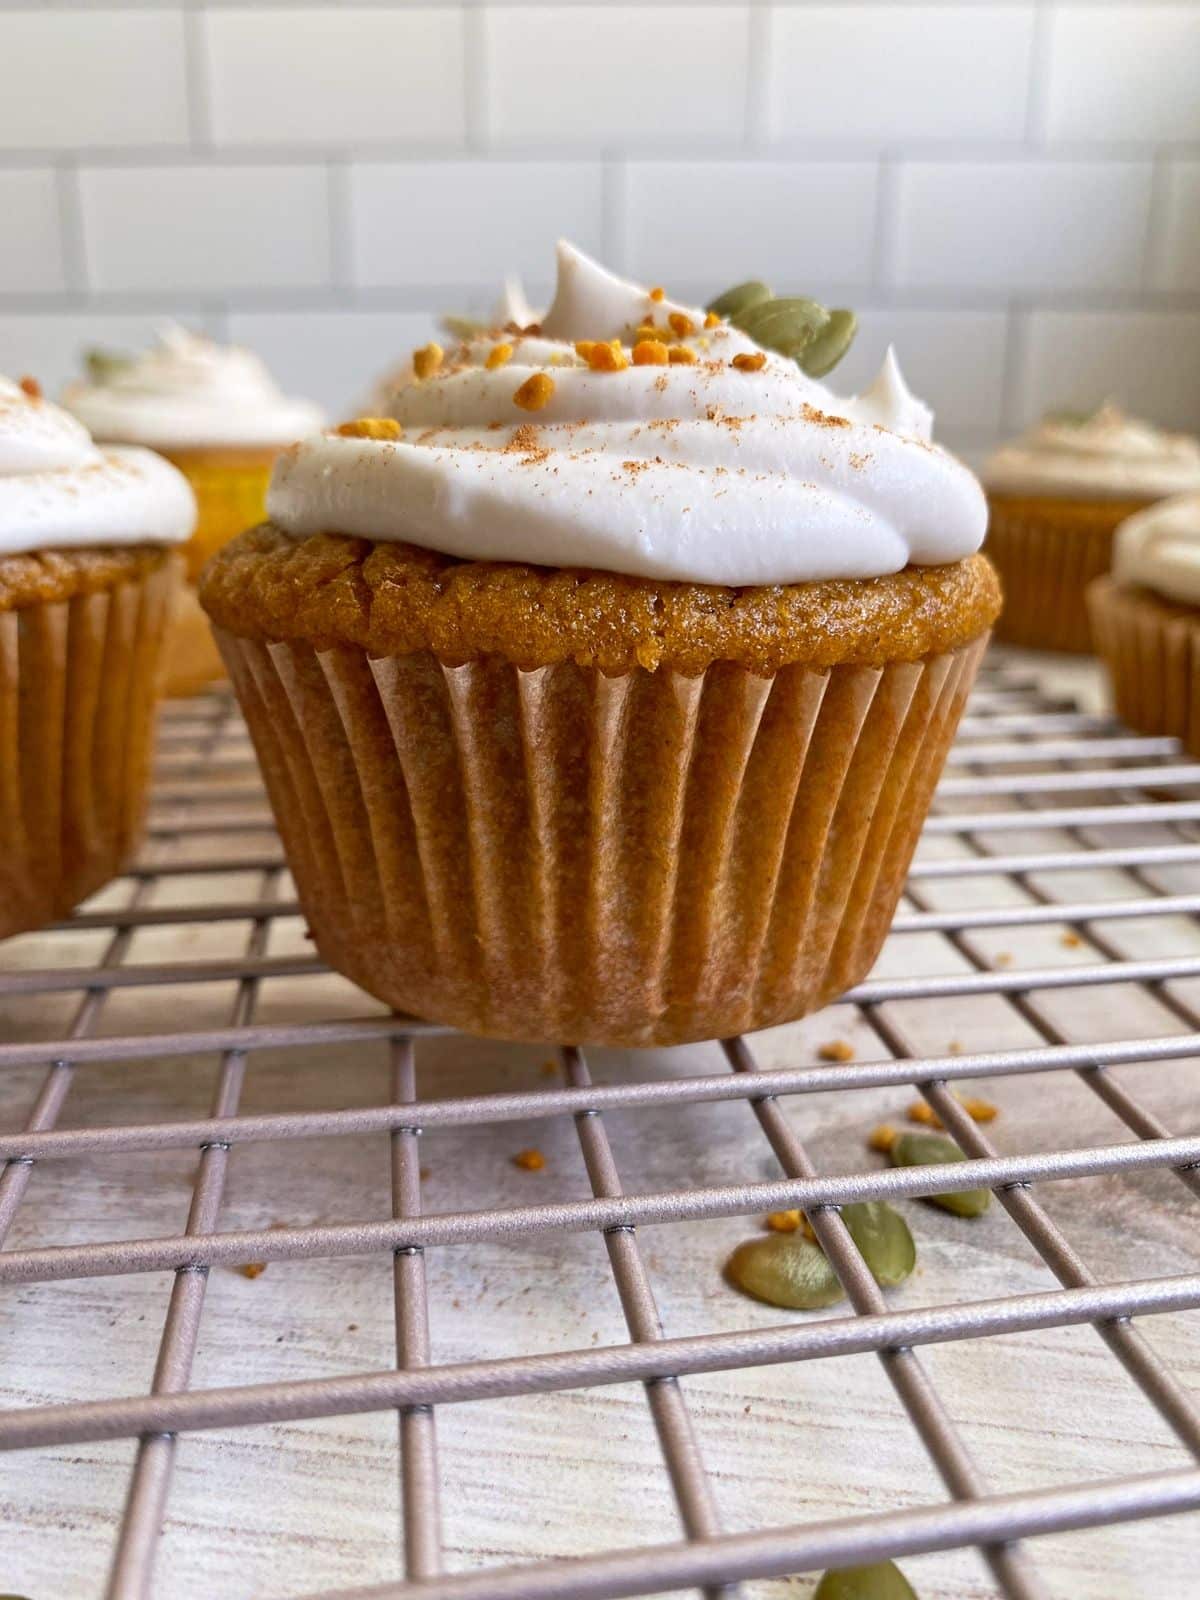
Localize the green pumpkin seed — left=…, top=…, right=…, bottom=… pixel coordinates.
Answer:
left=841, top=1201, right=916, bottom=1287
left=799, top=308, right=859, bottom=377
left=706, top=280, right=773, bottom=320
left=442, top=314, right=488, bottom=340
left=891, top=1131, right=991, bottom=1217
left=84, top=347, right=132, bottom=383
left=734, top=296, right=828, bottom=358
left=814, top=1559, right=919, bottom=1600
left=726, top=1233, right=845, bottom=1310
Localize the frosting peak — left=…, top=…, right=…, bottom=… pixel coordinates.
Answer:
left=268, top=244, right=987, bottom=587
left=64, top=326, right=324, bottom=451
left=985, top=404, right=1200, bottom=501
left=0, top=375, right=196, bottom=556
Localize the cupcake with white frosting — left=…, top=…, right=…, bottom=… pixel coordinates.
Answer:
left=0, top=375, right=193, bottom=938
left=200, top=243, right=998, bottom=1047
left=983, top=404, right=1200, bottom=653
left=65, top=326, right=322, bottom=694
left=1090, top=494, right=1200, bottom=751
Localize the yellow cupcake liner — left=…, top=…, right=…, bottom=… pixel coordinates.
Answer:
left=214, top=627, right=988, bottom=1047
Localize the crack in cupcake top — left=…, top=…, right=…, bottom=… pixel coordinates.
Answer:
left=0, top=375, right=196, bottom=556
left=266, top=243, right=987, bottom=587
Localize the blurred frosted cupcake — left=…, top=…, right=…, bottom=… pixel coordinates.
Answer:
left=201, top=243, right=997, bottom=1048
left=1090, top=494, right=1200, bottom=752
left=65, top=328, right=322, bottom=694
left=983, top=405, right=1200, bottom=653
left=0, top=376, right=192, bottom=938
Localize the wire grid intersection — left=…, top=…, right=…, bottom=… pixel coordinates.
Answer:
left=2, top=655, right=1200, bottom=1599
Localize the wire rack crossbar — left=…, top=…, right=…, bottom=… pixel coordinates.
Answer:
left=3, top=659, right=1200, bottom=1600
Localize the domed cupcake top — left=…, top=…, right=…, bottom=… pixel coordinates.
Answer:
left=984, top=404, right=1200, bottom=501
left=64, top=326, right=324, bottom=451
left=266, top=243, right=986, bottom=587
left=1113, top=492, right=1200, bottom=606
left=0, top=375, right=196, bottom=555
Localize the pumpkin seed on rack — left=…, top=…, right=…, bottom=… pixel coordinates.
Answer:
left=814, top=1559, right=919, bottom=1599
left=725, top=1232, right=845, bottom=1310
left=890, top=1130, right=991, bottom=1217
left=706, top=280, right=773, bottom=320
left=840, top=1201, right=916, bottom=1287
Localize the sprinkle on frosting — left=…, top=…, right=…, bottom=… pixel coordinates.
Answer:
left=265, top=241, right=987, bottom=587
left=335, top=417, right=403, bottom=441
left=412, top=343, right=445, bottom=382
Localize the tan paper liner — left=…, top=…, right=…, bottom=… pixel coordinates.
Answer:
left=986, top=494, right=1148, bottom=654
left=0, top=559, right=177, bottom=939
left=216, top=627, right=989, bottom=1046
left=1089, top=577, right=1200, bottom=756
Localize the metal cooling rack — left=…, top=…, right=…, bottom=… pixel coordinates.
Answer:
left=2, top=652, right=1200, bottom=1600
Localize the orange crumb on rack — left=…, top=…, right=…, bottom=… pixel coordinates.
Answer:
left=868, top=1124, right=898, bottom=1153
left=818, top=1039, right=854, bottom=1062
left=513, top=373, right=555, bottom=411
left=704, top=310, right=721, bottom=328
left=994, top=952, right=1013, bottom=968
left=486, top=342, right=514, bottom=370
left=765, top=1209, right=802, bottom=1233
left=18, top=374, right=42, bottom=399
left=668, top=312, right=695, bottom=338
left=412, top=342, right=444, bottom=381
left=513, top=1148, right=546, bottom=1171
left=649, top=286, right=665, bottom=302
left=335, top=417, right=403, bottom=441
left=239, top=1262, right=267, bottom=1280
left=960, top=1095, right=998, bottom=1122
left=668, top=346, right=698, bottom=365
left=633, top=339, right=669, bottom=366
left=1061, top=931, right=1083, bottom=948
left=732, top=351, right=767, bottom=373
left=907, top=1101, right=943, bottom=1128
left=948, top=1040, right=963, bottom=1054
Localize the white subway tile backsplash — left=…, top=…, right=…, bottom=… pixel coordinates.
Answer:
left=484, top=7, right=750, bottom=145
left=893, top=161, right=1154, bottom=292
left=227, top=309, right=440, bottom=415
left=203, top=7, right=466, bottom=147
left=767, top=5, right=1035, bottom=144
left=626, top=162, right=877, bottom=288
left=1151, top=163, right=1200, bottom=295
left=350, top=162, right=603, bottom=289
left=836, top=309, right=1010, bottom=434
left=0, top=11, right=188, bottom=151
left=80, top=166, right=332, bottom=294
left=0, top=311, right=217, bottom=397
left=1045, top=4, right=1200, bottom=144
left=0, top=171, right=67, bottom=294
left=1016, top=311, right=1200, bottom=434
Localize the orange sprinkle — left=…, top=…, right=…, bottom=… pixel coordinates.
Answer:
left=574, top=339, right=598, bottom=360
left=907, top=1101, right=943, bottom=1129
left=868, top=1124, right=898, bottom=1154
left=239, top=1262, right=267, bottom=1280
left=960, top=1095, right=999, bottom=1123
left=412, top=342, right=444, bottom=381
left=513, top=373, right=555, bottom=411
left=1061, top=931, right=1083, bottom=948
left=513, top=1148, right=546, bottom=1171
left=18, top=374, right=42, bottom=400
left=704, top=310, right=721, bottom=328
left=765, top=1209, right=801, bottom=1233
left=818, top=1039, right=854, bottom=1063
left=649, top=286, right=665, bottom=302
left=668, top=346, right=698, bottom=365
left=334, top=417, right=403, bottom=441
left=585, top=340, right=629, bottom=373
left=668, top=312, right=695, bottom=338
left=633, top=339, right=670, bottom=366
left=486, top=342, right=514, bottom=370
left=732, top=351, right=767, bottom=373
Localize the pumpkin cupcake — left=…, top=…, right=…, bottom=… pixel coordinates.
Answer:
left=201, top=243, right=997, bottom=1047
left=983, top=405, right=1200, bottom=653
left=1090, top=493, right=1200, bottom=752
left=0, top=375, right=193, bottom=939
left=65, top=328, right=322, bottom=695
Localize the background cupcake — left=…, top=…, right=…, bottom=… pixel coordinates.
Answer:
left=983, top=405, right=1200, bottom=654
left=0, top=375, right=193, bottom=938
left=1090, top=493, right=1200, bottom=752
left=64, top=327, right=323, bottom=695
left=201, top=244, right=998, bottom=1048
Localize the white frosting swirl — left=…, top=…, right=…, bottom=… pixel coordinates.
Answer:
left=1113, top=493, right=1200, bottom=605
left=64, top=326, right=324, bottom=451
left=268, top=243, right=987, bottom=586
left=0, top=376, right=196, bottom=556
left=985, top=404, right=1200, bottom=502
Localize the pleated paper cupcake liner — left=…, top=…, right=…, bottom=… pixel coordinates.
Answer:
left=215, top=628, right=989, bottom=1046
left=985, top=494, right=1149, bottom=654
left=0, top=556, right=178, bottom=939
left=1089, top=577, right=1200, bottom=755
